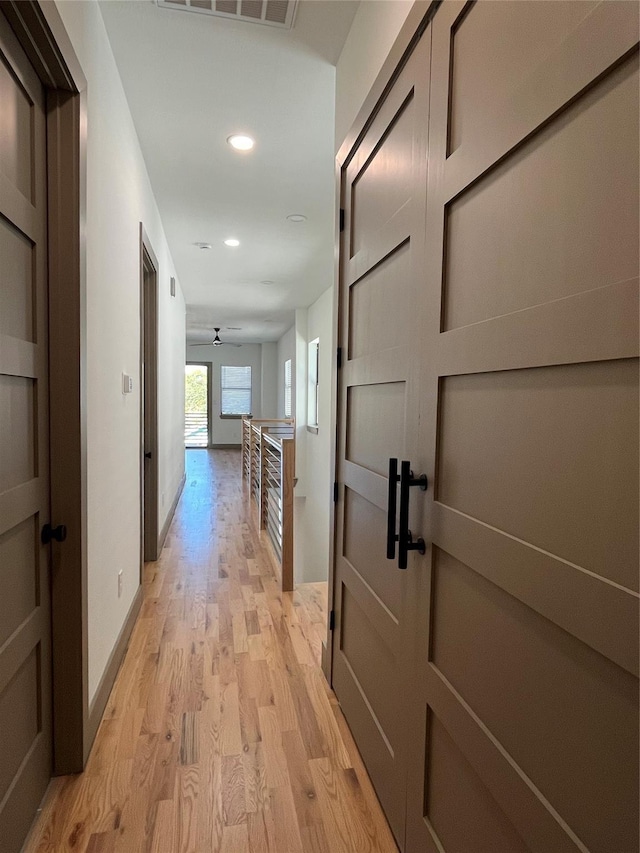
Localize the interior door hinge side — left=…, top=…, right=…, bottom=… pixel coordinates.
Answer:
left=329, top=610, right=336, bottom=631
left=339, top=208, right=345, bottom=232
left=336, top=347, right=342, bottom=369
left=333, top=481, right=339, bottom=503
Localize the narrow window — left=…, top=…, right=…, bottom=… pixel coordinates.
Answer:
left=221, top=365, right=252, bottom=416
left=284, top=358, right=292, bottom=418
left=308, top=339, right=319, bottom=429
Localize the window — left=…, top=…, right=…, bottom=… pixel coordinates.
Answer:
left=220, top=365, right=251, bottom=416
left=307, top=338, right=319, bottom=430
left=284, top=358, right=292, bottom=418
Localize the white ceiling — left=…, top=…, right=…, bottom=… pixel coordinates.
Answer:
left=99, top=0, right=359, bottom=345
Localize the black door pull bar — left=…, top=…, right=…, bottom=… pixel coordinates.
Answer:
left=386, top=458, right=428, bottom=568
left=387, top=458, right=428, bottom=570
left=386, top=458, right=400, bottom=559
left=387, top=459, right=400, bottom=560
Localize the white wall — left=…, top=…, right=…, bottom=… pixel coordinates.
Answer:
left=277, top=321, right=306, bottom=577
left=296, top=287, right=334, bottom=583
left=260, top=343, right=278, bottom=420
left=335, top=0, right=414, bottom=151
left=277, top=325, right=296, bottom=419
left=54, top=0, right=186, bottom=705
left=159, top=286, right=187, bottom=532
left=276, top=291, right=334, bottom=584
left=187, top=344, right=263, bottom=444
left=294, top=308, right=309, bottom=495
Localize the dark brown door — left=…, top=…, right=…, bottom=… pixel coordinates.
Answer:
left=331, top=30, right=431, bottom=846
left=141, top=235, right=159, bottom=563
left=405, top=2, right=639, bottom=852
left=0, top=11, right=52, bottom=853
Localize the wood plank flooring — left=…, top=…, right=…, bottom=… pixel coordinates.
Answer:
left=25, top=450, right=398, bottom=853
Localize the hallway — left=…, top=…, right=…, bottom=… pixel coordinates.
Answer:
left=25, top=451, right=397, bottom=853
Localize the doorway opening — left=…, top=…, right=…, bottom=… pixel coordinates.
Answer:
left=185, top=363, right=210, bottom=448
left=140, top=226, right=159, bottom=564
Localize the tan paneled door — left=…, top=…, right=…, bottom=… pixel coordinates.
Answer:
left=0, top=13, right=52, bottom=853
left=334, top=3, right=639, bottom=852
left=332, top=30, right=431, bottom=845
left=406, top=3, right=639, bottom=851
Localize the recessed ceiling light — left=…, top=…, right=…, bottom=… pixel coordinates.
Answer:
left=195, top=242, right=212, bottom=249
left=224, top=238, right=240, bottom=247
left=227, top=134, right=254, bottom=151
left=260, top=280, right=274, bottom=285
left=286, top=214, right=307, bottom=223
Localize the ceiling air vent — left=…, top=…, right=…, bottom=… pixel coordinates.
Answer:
left=157, top=0, right=297, bottom=29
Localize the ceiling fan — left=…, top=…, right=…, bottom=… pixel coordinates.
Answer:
left=188, top=328, right=242, bottom=348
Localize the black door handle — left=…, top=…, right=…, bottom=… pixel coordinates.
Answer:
left=42, top=523, right=67, bottom=545
left=145, top=452, right=152, bottom=459
left=386, top=458, right=400, bottom=559
left=398, top=460, right=427, bottom=570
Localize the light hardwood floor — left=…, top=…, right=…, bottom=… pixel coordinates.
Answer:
left=25, top=449, right=398, bottom=853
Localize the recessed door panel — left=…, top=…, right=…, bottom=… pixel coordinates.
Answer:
left=343, top=488, right=402, bottom=620
left=0, top=375, right=37, bottom=493
left=0, top=217, right=34, bottom=341
left=349, top=240, right=411, bottom=360
left=0, top=649, right=41, bottom=804
left=351, top=93, right=415, bottom=258
left=430, top=548, right=638, bottom=853
left=0, top=50, right=33, bottom=200
left=448, top=0, right=599, bottom=154
left=424, top=711, right=531, bottom=853
left=340, top=585, right=398, bottom=751
left=346, top=382, right=406, bottom=477
left=444, top=54, right=639, bottom=331
left=0, top=517, right=39, bottom=647
left=437, top=360, right=639, bottom=590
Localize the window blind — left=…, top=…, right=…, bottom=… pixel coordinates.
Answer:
left=221, top=365, right=251, bottom=415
